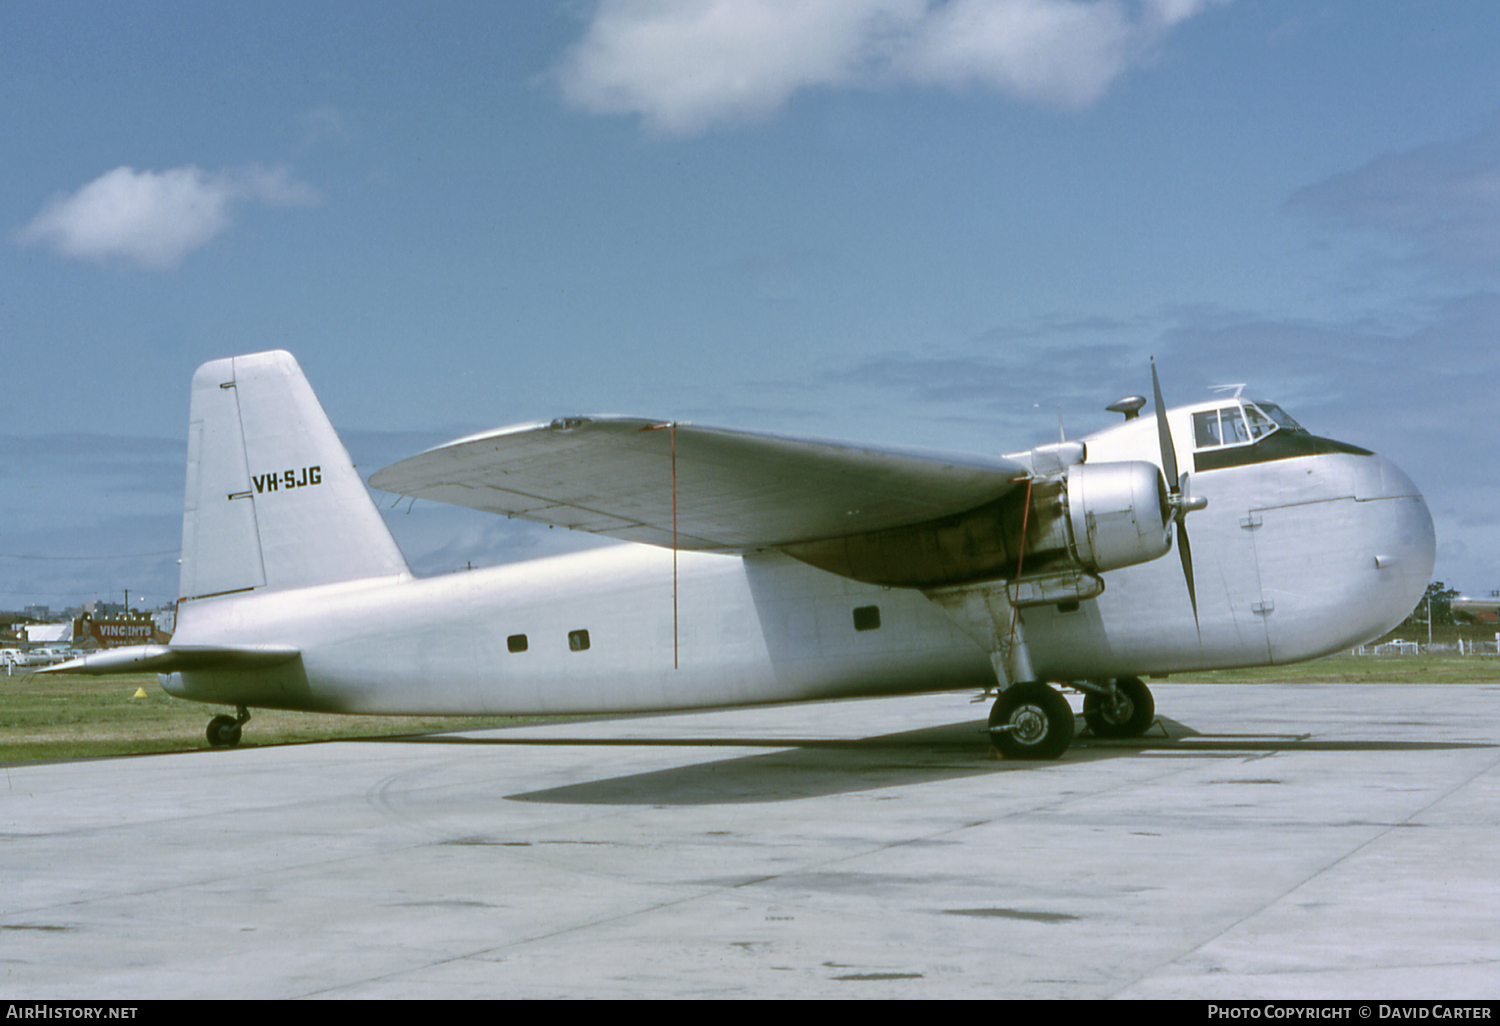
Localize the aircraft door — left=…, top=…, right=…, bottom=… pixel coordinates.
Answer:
left=1204, top=508, right=1272, bottom=665
left=1245, top=497, right=1359, bottom=664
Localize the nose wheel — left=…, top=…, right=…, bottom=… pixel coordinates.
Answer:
left=988, top=683, right=1075, bottom=760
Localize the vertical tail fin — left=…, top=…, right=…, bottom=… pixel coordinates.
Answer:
left=178, top=350, right=410, bottom=601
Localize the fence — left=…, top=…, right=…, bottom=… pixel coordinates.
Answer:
left=1353, top=634, right=1500, bottom=656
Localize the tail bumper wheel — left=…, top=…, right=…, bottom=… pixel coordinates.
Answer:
left=206, top=706, right=251, bottom=748
left=988, top=682, right=1075, bottom=760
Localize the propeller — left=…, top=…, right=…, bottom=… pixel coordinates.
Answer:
left=1151, top=359, right=1208, bottom=630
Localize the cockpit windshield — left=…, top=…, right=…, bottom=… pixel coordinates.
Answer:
left=1252, top=402, right=1304, bottom=433
left=1193, top=400, right=1305, bottom=451
left=1188, top=397, right=1366, bottom=469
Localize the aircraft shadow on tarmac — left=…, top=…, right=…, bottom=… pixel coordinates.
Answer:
left=376, top=716, right=1495, bottom=806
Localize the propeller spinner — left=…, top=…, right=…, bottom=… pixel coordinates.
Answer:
left=1151, top=359, right=1209, bottom=629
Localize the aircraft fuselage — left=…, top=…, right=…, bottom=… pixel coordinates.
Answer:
left=163, top=397, right=1433, bottom=718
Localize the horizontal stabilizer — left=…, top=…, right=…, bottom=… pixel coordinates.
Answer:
left=39, top=645, right=301, bottom=676
left=371, top=417, right=1029, bottom=551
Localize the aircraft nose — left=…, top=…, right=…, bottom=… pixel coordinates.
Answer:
left=1359, top=452, right=1435, bottom=633
left=1258, top=449, right=1435, bottom=663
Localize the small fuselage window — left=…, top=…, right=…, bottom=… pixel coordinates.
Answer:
left=568, top=629, right=591, bottom=652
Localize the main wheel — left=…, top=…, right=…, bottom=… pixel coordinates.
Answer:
left=1081, top=676, right=1155, bottom=738
left=988, top=682, right=1075, bottom=760
left=206, top=714, right=242, bottom=748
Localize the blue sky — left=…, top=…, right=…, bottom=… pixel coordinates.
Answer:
left=3, top=1, right=1498, bottom=614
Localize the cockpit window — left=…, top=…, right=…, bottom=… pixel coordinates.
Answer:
left=1249, top=402, right=1304, bottom=433
left=1194, top=406, right=1249, bottom=449
left=1221, top=408, right=1249, bottom=445
left=1194, top=401, right=1302, bottom=451
left=1194, top=410, right=1219, bottom=448
left=1243, top=403, right=1276, bottom=439
left=1194, top=397, right=1368, bottom=470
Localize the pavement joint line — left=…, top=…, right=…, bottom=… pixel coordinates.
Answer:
left=1112, top=733, right=1500, bottom=996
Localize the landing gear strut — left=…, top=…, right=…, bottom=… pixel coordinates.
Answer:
left=206, top=706, right=251, bottom=748
left=988, top=682, right=1075, bottom=760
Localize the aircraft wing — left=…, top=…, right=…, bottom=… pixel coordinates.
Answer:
left=369, top=417, right=1031, bottom=552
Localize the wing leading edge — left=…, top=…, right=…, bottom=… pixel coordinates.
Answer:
left=369, top=417, right=1031, bottom=553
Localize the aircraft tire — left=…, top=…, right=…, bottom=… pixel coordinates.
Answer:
left=988, top=683, right=1075, bottom=760
left=206, top=715, right=242, bottom=748
left=1081, top=676, right=1155, bottom=738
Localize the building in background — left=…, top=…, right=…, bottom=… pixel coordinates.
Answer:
left=74, top=611, right=171, bottom=649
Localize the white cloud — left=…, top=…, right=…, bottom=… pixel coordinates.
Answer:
left=16, top=165, right=318, bottom=269
left=556, top=0, right=924, bottom=134
left=555, top=0, right=1231, bottom=134
left=1286, top=121, right=1500, bottom=269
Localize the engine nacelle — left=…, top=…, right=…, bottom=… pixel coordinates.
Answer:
left=1062, top=460, right=1171, bottom=572
left=777, top=456, right=1173, bottom=589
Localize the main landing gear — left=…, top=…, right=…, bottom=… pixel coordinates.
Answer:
left=206, top=706, right=251, bottom=748
left=987, top=676, right=1157, bottom=759
left=988, top=682, right=1075, bottom=760
left=1080, top=676, right=1155, bottom=739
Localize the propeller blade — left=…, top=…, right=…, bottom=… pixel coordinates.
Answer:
left=1152, top=360, right=1202, bottom=632
left=1151, top=358, right=1179, bottom=495
left=1177, top=519, right=1200, bottom=633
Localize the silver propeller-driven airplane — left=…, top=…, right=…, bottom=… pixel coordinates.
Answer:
left=46, top=351, right=1435, bottom=758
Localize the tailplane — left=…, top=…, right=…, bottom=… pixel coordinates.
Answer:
left=179, top=350, right=410, bottom=601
